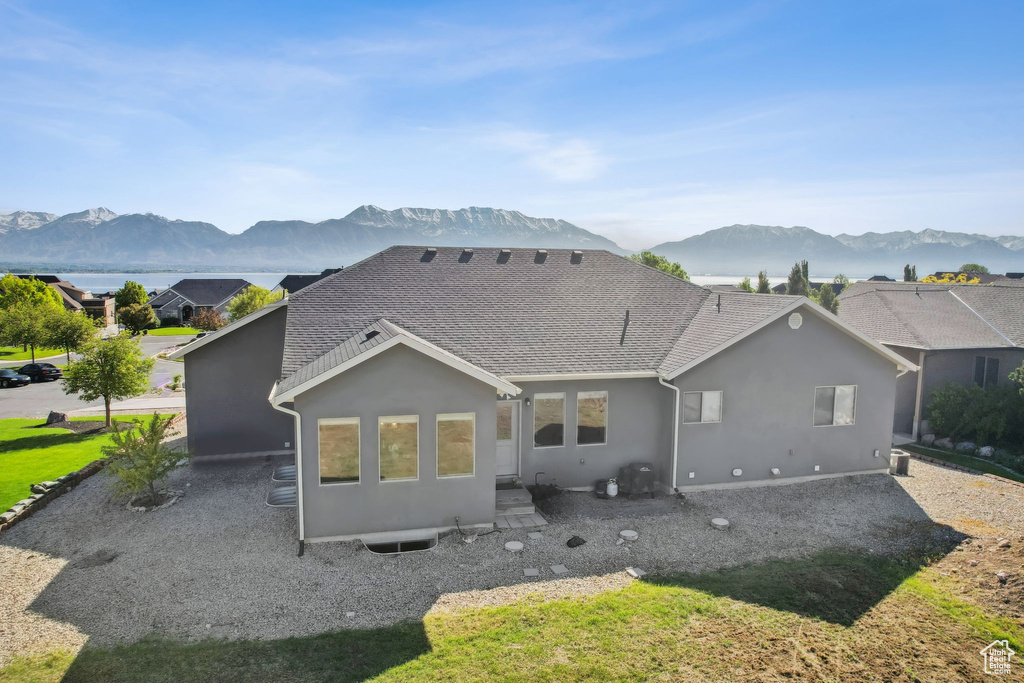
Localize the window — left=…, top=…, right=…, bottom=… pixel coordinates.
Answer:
left=577, top=391, right=608, bottom=445
left=318, top=418, right=360, bottom=485
left=437, top=413, right=475, bottom=477
left=533, top=393, right=565, bottom=447
left=496, top=403, right=513, bottom=441
left=975, top=356, right=1000, bottom=388
left=379, top=416, right=418, bottom=481
left=813, top=385, right=856, bottom=426
left=682, top=391, right=722, bottom=424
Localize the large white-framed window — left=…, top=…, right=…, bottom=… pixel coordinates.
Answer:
left=318, top=417, right=360, bottom=485
left=974, top=356, right=1000, bottom=388
left=437, top=412, right=476, bottom=478
left=576, top=391, right=608, bottom=446
left=533, top=392, right=565, bottom=448
left=378, top=415, right=419, bottom=482
left=682, top=390, right=722, bottom=424
left=813, top=385, right=856, bottom=426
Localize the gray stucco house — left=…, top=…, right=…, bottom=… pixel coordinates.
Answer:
left=148, top=278, right=252, bottom=323
left=839, top=280, right=1024, bottom=439
left=172, top=246, right=912, bottom=551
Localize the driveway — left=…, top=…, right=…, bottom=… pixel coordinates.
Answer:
left=0, top=335, right=193, bottom=419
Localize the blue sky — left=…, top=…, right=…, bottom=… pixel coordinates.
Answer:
left=1, top=0, right=1022, bottom=248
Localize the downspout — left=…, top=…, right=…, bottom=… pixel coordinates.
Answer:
left=911, top=350, right=925, bottom=441
left=658, top=376, right=680, bottom=492
left=269, top=382, right=305, bottom=557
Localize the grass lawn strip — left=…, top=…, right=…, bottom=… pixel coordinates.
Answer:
left=0, top=415, right=175, bottom=512
left=0, top=346, right=65, bottom=362
left=146, top=327, right=200, bottom=336
left=0, top=550, right=1019, bottom=682
left=902, top=444, right=1024, bottom=484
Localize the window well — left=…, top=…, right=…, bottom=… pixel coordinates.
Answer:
left=363, top=535, right=438, bottom=555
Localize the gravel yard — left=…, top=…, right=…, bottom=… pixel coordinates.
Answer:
left=1, top=459, right=1021, bottom=665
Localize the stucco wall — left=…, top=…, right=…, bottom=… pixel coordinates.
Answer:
left=294, top=344, right=498, bottom=541
left=921, top=348, right=1024, bottom=403
left=514, top=378, right=674, bottom=489
left=887, top=344, right=923, bottom=434
left=184, top=307, right=294, bottom=457
left=671, top=307, right=898, bottom=488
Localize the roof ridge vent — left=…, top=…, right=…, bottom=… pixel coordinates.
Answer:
left=420, top=247, right=437, bottom=263
left=570, top=250, right=583, bottom=264
left=363, top=329, right=380, bottom=343
left=534, top=249, right=548, bottom=264
left=459, top=248, right=474, bottom=263
left=497, top=248, right=512, bottom=264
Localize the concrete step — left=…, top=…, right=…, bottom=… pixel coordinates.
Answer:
left=496, top=503, right=536, bottom=515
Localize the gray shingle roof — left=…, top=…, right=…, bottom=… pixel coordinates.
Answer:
left=163, top=278, right=252, bottom=306
left=838, top=281, right=1023, bottom=349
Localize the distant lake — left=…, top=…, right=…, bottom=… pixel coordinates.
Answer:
left=40, top=271, right=869, bottom=292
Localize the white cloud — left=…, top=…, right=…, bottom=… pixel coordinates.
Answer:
left=486, top=130, right=609, bottom=181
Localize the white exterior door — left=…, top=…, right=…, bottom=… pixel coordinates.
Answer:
left=496, top=400, right=519, bottom=476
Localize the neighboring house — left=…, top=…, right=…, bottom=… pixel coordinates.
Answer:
left=148, top=278, right=252, bottom=323
left=14, top=274, right=115, bottom=326
left=171, top=246, right=912, bottom=550
left=273, top=268, right=342, bottom=295
left=839, top=281, right=1024, bottom=438
left=867, top=275, right=896, bottom=282
left=770, top=281, right=848, bottom=295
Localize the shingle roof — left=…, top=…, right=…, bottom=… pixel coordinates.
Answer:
left=276, top=269, right=342, bottom=295
left=838, top=281, right=1023, bottom=349
left=283, top=246, right=724, bottom=381
left=163, top=279, right=252, bottom=306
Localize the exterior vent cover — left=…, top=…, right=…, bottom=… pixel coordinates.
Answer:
left=570, top=250, right=583, bottom=264
left=788, top=312, right=803, bottom=330
left=534, top=249, right=548, bottom=264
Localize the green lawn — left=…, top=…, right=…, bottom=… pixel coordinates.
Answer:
left=0, top=415, right=174, bottom=512
left=0, top=346, right=65, bottom=362
left=902, top=444, right=1024, bottom=484
left=146, top=327, right=200, bottom=336
left=1, top=550, right=1019, bottom=682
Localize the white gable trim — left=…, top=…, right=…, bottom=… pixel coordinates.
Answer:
left=503, top=371, right=659, bottom=382
left=272, top=332, right=521, bottom=403
left=167, top=300, right=288, bottom=359
left=663, top=298, right=918, bottom=381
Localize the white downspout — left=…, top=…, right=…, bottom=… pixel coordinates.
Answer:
left=912, top=350, right=925, bottom=441
left=269, top=382, right=304, bottom=555
left=658, top=376, right=680, bottom=492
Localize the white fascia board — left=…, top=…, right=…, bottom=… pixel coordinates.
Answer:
left=502, top=371, right=660, bottom=382
left=167, top=300, right=288, bottom=359
left=273, top=334, right=520, bottom=403
left=663, top=298, right=918, bottom=381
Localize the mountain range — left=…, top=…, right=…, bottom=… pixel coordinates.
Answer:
left=1, top=206, right=1021, bottom=276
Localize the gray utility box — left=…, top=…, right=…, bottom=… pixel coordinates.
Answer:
left=617, top=462, right=657, bottom=497
left=889, top=450, right=910, bottom=476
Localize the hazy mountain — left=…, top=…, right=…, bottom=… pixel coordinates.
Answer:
left=0, top=210, right=58, bottom=234
left=995, top=235, right=1024, bottom=251
left=652, top=224, right=1024, bottom=276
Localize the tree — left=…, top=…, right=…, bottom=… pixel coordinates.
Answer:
left=0, top=304, right=48, bottom=361
left=800, top=260, right=809, bottom=283
left=226, top=285, right=285, bottom=321
left=911, top=265, right=917, bottom=280
left=832, top=273, right=850, bottom=293
left=786, top=262, right=808, bottom=296
left=756, top=270, right=772, bottom=294
left=0, top=273, right=62, bottom=312
left=626, top=251, right=689, bottom=281
left=119, top=303, right=158, bottom=335
left=737, top=277, right=754, bottom=293
left=191, top=308, right=226, bottom=331
left=63, top=335, right=155, bottom=427
left=817, top=283, right=839, bottom=314
left=903, top=264, right=916, bottom=282
left=114, top=280, right=149, bottom=312
left=46, top=308, right=98, bottom=362
left=960, top=263, right=989, bottom=274
left=1011, top=362, right=1024, bottom=399
left=102, top=413, right=189, bottom=507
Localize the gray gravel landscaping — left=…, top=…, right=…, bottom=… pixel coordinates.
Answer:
left=2, top=458, right=1022, bottom=665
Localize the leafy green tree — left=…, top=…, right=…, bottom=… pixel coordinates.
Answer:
left=46, top=308, right=98, bottom=362
left=102, top=413, right=188, bottom=507
left=903, top=264, right=916, bottom=282
left=226, top=285, right=286, bottom=321
left=756, top=270, right=772, bottom=294
left=960, top=263, right=989, bottom=274
left=911, top=265, right=917, bottom=280
left=191, top=308, right=226, bottom=331
left=737, top=277, right=754, bottom=293
left=786, top=262, right=808, bottom=296
left=0, top=273, right=62, bottom=312
left=817, top=283, right=839, bottom=314
left=0, top=304, right=48, bottom=361
left=1011, top=362, right=1024, bottom=398
left=832, top=273, right=850, bottom=293
left=63, top=335, right=155, bottom=427
left=114, top=280, right=149, bottom=312
left=800, top=260, right=809, bottom=283
left=119, top=303, right=158, bottom=335
left=626, top=251, right=690, bottom=281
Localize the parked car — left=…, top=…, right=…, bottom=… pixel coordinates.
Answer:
left=18, top=363, right=63, bottom=382
left=0, top=368, right=31, bottom=388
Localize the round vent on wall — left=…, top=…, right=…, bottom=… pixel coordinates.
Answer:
left=788, top=312, right=803, bottom=329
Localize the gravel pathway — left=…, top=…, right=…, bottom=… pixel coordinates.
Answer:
left=1, top=459, right=1021, bottom=664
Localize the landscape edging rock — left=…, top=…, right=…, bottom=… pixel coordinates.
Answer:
left=907, top=452, right=1024, bottom=490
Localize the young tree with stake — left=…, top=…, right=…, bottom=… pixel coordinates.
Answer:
left=62, top=335, right=154, bottom=427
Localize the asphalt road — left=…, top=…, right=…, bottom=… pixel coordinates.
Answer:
left=0, top=334, right=193, bottom=419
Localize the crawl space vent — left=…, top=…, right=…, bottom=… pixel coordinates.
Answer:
left=363, top=535, right=438, bottom=555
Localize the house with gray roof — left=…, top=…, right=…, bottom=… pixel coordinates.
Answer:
left=171, top=246, right=912, bottom=551
left=273, top=268, right=342, bottom=295
left=148, top=278, right=252, bottom=323
left=839, top=281, right=1024, bottom=439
